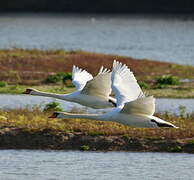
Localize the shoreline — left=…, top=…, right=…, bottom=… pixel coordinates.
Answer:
left=0, top=49, right=194, bottom=98
left=0, top=107, right=193, bottom=153
left=0, top=127, right=194, bottom=153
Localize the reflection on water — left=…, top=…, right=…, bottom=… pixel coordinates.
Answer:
left=0, top=13, right=194, bottom=64
left=0, top=94, right=193, bottom=114
left=0, top=150, right=194, bottom=180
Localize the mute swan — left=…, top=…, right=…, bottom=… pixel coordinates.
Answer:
left=49, top=60, right=178, bottom=128
left=23, top=66, right=116, bottom=109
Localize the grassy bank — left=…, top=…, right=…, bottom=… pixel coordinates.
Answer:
left=0, top=49, right=194, bottom=97
left=0, top=85, right=74, bottom=94
left=0, top=108, right=194, bottom=152
left=1, top=84, right=194, bottom=98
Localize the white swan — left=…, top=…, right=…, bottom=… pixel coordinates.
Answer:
left=49, top=60, right=178, bottom=128
left=24, top=66, right=116, bottom=109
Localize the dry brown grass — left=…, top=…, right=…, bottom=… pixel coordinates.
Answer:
left=1, top=49, right=194, bottom=84
left=0, top=108, right=194, bottom=140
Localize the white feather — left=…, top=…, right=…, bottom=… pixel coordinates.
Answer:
left=111, top=60, right=144, bottom=107
left=81, top=66, right=112, bottom=98
left=72, top=65, right=93, bottom=90
left=121, top=96, right=155, bottom=116
left=25, top=65, right=115, bottom=109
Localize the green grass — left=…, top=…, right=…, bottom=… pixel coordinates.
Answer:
left=147, top=88, right=194, bottom=98
left=1, top=84, right=194, bottom=98
left=0, top=85, right=75, bottom=94
left=80, top=145, right=90, bottom=151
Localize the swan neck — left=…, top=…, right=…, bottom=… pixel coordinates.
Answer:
left=61, top=112, right=104, bottom=121
left=31, top=90, right=71, bottom=100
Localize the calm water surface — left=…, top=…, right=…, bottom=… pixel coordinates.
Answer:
left=0, top=94, right=193, bottom=114
left=0, top=13, right=194, bottom=65
left=0, top=150, right=193, bottom=180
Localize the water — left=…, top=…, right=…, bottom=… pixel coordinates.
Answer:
left=0, top=13, right=194, bottom=65
left=0, top=150, right=193, bottom=180
left=0, top=94, right=193, bottom=114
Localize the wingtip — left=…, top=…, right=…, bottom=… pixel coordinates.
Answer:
left=98, top=66, right=111, bottom=75
left=112, top=60, right=130, bottom=76
left=113, top=59, right=119, bottom=68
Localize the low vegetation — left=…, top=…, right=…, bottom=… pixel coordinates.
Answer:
left=0, top=84, right=74, bottom=94
left=0, top=49, right=194, bottom=98
left=0, top=81, right=7, bottom=87
left=0, top=48, right=194, bottom=84
left=154, top=75, right=180, bottom=89
left=0, top=107, right=194, bottom=139
left=45, top=72, right=72, bottom=84
left=43, top=101, right=63, bottom=112
left=155, top=75, right=180, bottom=85
left=0, top=103, right=194, bottom=151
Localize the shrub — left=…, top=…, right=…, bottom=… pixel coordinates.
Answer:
left=139, top=81, right=149, bottom=89
left=0, top=81, right=7, bottom=87
left=169, top=146, right=182, bottom=152
left=155, top=75, right=180, bottom=86
left=62, top=72, right=72, bottom=82
left=45, top=72, right=72, bottom=84
left=45, top=73, right=63, bottom=84
left=62, top=72, right=73, bottom=87
left=80, top=145, right=90, bottom=151
left=43, top=102, right=63, bottom=112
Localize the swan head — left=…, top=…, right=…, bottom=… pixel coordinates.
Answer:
left=49, top=112, right=63, bottom=118
left=23, top=88, right=37, bottom=95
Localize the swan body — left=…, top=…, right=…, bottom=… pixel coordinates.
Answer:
left=24, top=66, right=116, bottom=109
left=49, top=60, right=178, bottom=128
left=50, top=96, right=177, bottom=128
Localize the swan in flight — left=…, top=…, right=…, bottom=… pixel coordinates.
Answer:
left=24, top=66, right=116, bottom=109
left=49, top=60, right=178, bottom=128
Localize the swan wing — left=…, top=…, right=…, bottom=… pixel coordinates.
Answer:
left=121, top=96, right=155, bottom=115
left=72, top=65, right=93, bottom=90
left=81, top=66, right=111, bottom=98
left=111, top=60, right=144, bottom=107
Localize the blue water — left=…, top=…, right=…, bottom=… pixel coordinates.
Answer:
left=0, top=94, right=193, bottom=115
left=0, top=150, right=193, bottom=180
left=0, top=13, right=194, bottom=65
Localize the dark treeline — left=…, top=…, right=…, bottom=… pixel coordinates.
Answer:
left=1, top=0, right=194, bottom=13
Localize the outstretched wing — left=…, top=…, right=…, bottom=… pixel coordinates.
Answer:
left=81, top=66, right=112, bottom=98
left=72, top=65, right=93, bottom=91
left=121, top=96, right=155, bottom=116
left=111, top=60, right=144, bottom=107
